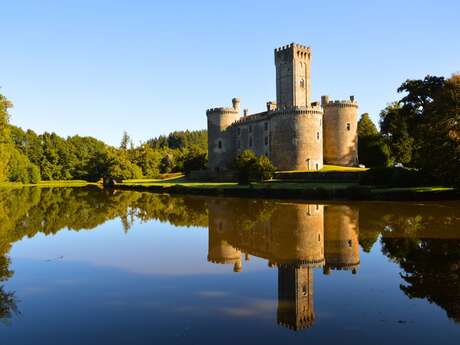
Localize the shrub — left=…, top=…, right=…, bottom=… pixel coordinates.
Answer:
left=360, top=167, right=436, bottom=187
left=234, top=150, right=276, bottom=184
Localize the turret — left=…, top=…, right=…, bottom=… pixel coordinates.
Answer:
left=322, top=95, right=359, bottom=166
left=206, top=99, right=240, bottom=172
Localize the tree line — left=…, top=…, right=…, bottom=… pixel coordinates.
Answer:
left=357, top=73, right=459, bottom=187
left=0, top=93, right=207, bottom=183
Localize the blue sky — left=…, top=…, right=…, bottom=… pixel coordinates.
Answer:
left=1, top=0, right=459, bottom=146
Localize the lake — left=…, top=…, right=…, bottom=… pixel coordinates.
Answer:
left=1, top=187, right=460, bottom=344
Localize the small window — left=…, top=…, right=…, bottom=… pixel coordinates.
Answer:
left=300, top=79, right=305, bottom=88
left=249, top=125, right=252, bottom=133
left=316, top=163, right=319, bottom=170
left=218, top=140, right=222, bottom=149
left=302, top=285, right=308, bottom=296
left=348, top=240, right=352, bottom=247
left=264, top=136, right=269, bottom=146
left=316, top=132, right=320, bottom=140
left=264, top=122, right=268, bottom=131
left=346, top=123, right=351, bottom=131
left=249, top=137, right=253, bottom=147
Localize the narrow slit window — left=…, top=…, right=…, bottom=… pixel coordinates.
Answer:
left=346, top=123, right=351, bottom=131
left=218, top=140, right=222, bottom=149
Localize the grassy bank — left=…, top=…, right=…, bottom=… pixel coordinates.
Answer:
left=115, top=178, right=458, bottom=201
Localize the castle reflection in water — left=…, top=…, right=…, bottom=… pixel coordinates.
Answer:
left=207, top=200, right=359, bottom=331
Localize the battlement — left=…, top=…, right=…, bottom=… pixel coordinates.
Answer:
left=273, top=105, right=323, bottom=116
left=275, top=42, right=311, bottom=53
left=206, top=107, right=238, bottom=115
left=323, top=96, right=358, bottom=108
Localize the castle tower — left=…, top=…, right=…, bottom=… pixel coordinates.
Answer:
left=206, top=98, right=240, bottom=172
left=271, top=203, right=325, bottom=267
left=323, top=205, right=360, bottom=274
left=277, top=265, right=315, bottom=331
left=275, top=43, right=311, bottom=109
left=207, top=199, right=242, bottom=272
left=322, top=96, right=359, bottom=166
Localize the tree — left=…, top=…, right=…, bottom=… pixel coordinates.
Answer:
left=234, top=150, right=276, bottom=184
left=380, top=102, right=414, bottom=165
left=120, top=131, right=130, bottom=150
left=182, top=147, right=207, bottom=175
left=358, top=113, right=392, bottom=167
left=0, top=93, right=13, bottom=182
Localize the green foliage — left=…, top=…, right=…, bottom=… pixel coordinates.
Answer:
left=103, top=149, right=143, bottom=181
left=234, top=150, right=276, bottom=184
left=380, top=74, right=460, bottom=187
left=357, top=113, right=379, bottom=138
left=358, top=113, right=392, bottom=168
left=360, top=167, right=435, bottom=187
left=147, top=129, right=207, bottom=151
left=182, top=147, right=208, bottom=175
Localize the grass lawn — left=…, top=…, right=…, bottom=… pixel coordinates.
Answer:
left=277, top=164, right=368, bottom=173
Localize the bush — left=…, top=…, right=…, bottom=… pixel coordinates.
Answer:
left=234, top=150, right=276, bottom=184
left=360, top=167, right=436, bottom=187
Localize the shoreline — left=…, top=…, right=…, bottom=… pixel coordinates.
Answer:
left=112, top=183, right=459, bottom=201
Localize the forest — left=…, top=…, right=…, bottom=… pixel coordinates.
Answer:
left=0, top=92, right=207, bottom=183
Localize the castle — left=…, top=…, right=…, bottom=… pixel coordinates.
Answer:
left=207, top=199, right=360, bottom=331
left=206, top=43, right=359, bottom=171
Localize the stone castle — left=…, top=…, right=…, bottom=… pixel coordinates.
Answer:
left=207, top=199, right=360, bottom=331
left=206, top=43, right=359, bottom=171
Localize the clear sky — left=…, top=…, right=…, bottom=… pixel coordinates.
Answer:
left=1, top=0, right=459, bottom=146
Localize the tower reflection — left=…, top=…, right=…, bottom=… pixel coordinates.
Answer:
left=206, top=199, right=360, bottom=331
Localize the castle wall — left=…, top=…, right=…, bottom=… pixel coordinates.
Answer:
left=323, top=99, right=359, bottom=166
left=233, top=114, right=271, bottom=158
left=270, top=108, right=323, bottom=171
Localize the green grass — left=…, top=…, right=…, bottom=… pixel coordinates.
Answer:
left=118, top=178, right=356, bottom=190
left=278, top=164, right=368, bottom=173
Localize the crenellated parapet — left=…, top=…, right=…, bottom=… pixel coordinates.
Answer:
left=275, top=42, right=311, bottom=53
left=322, top=96, right=358, bottom=108
left=206, top=107, right=239, bottom=115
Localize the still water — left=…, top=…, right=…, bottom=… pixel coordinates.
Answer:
left=1, top=187, right=460, bottom=344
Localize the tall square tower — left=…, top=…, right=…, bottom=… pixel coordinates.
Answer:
left=275, top=43, right=311, bottom=109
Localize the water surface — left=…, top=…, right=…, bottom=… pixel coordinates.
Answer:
left=1, top=187, right=459, bottom=344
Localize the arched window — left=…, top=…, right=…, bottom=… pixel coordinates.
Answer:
left=218, top=140, right=222, bottom=149
left=300, top=78, right=305, bottom=88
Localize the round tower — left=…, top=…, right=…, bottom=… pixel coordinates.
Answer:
left=323, top=205, right=360, bottom=274
left=322, top=96, right=359, bottom=166
left=270, top=203, right=324, bottom=267
left=206, top=99, right=240, bottom=172
left=270, top=106, right=324, bottom=171
left=207, top=200, right=242, bottom=272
